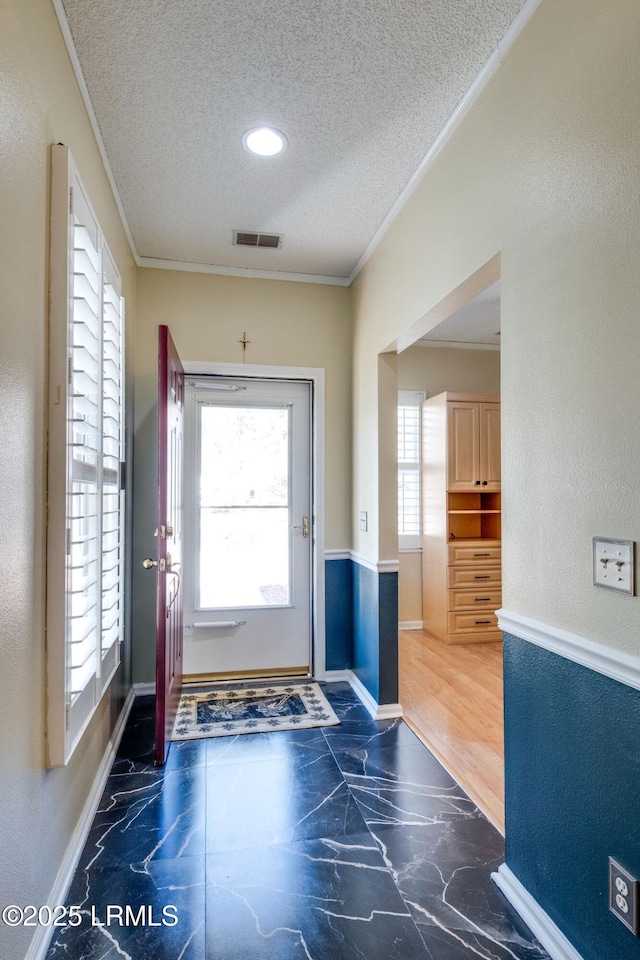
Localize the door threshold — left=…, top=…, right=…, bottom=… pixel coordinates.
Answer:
left=182, top=666, right=312, bottom=687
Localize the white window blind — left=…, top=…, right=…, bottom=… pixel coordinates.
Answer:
left=47, top=145, right=125, bottom=766
left=398, top=391, right=425, bottom=549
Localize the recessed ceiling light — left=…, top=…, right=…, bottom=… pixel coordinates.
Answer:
left=242, top=127, right=287, bottom=157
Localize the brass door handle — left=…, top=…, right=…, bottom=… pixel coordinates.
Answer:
left=292, top=515, right=310, bottom=538
left=142, top=557, right=157, bottom=569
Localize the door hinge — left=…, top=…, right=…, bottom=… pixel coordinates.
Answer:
left=66, top=703, right=71, bottom=730
left=66, top=527, right=71, bottom=556
left=67, top=355, right=73, bottom=386
left=69, top=186, right=73, bottom=215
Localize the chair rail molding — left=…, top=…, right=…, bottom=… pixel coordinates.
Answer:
left=497, top=609, right=640, bottom=692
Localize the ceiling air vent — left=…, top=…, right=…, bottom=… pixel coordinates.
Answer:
left=233, top=230, right=282, bottom=249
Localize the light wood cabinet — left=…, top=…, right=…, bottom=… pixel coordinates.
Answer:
left=422, top=392, right=502, bottom=644
left=447, top=399, right=501, bottom=491
left=479, top=402, right=501, bottom=491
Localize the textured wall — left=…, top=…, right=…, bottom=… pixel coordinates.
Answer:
left=325, top=559, right=353, bottom=671
left=504, top=634, right=640, bottom=959
left=352, top=0, right=640, bottom=655
left=351, top=0, right=640, bottom=951
left=352, top=563, right=398, bottom=704
left=352, top=563, right=381, bottom=701
left=0, top=2, right=136, bottom=958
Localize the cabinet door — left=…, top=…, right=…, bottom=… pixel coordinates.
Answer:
left=479, top=402, right=501, bottom=490
left=447, top=401, right=480, bottom=490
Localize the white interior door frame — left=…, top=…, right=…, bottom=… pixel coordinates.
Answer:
left=183, top=360, right=326, bottom=680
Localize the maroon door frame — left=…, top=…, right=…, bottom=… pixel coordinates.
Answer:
left=154, top=325, right=185, bottom=765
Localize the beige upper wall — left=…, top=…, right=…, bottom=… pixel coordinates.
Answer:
left=0, top=1, right=136, bottom=957
left=352, top=0, right=640, bottom=655
left=398, top=344, right=500, bottom=396
left=133, top=268, right=351, bottom=681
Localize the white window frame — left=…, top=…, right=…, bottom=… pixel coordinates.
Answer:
left=398, top=390, right=425, bottom=550
left=46, top=145, right=125, bottom=766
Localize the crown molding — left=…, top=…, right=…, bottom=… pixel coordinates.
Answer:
left=348, top=0, right=545, bottom=285
left=51, top=0, right=140, bottom=265
left=54, top=0, right=543, bottom=290
left=416, top=340, right=500, bottom=351
left=52, top=0, right=349, bottom=287
left=137, top=256, right=351, bottom=286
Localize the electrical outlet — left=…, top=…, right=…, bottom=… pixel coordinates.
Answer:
left=610, top=858, right=639, bottom=934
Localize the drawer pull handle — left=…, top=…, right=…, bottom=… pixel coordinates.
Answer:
left=475, top=575, right=491, bottom=579
left=475, top=620, right=492, bottom=624
left=474, top=552, right=490, bottom=557
left=475, top=598, right=491, bottom=602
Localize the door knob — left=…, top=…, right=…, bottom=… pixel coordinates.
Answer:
left=142, top=557, right=157, bottom=569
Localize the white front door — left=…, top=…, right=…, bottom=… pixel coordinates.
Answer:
left=182, top=377, right=312, bottom=681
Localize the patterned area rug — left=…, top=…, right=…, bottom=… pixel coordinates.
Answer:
left=171, top=683, right=340, bottom=740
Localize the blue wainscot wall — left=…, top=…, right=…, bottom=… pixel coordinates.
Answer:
left=325, top=556, right=398, bottom=706
left=325, top=558, right=353, bottom=671
left=503, top=632, right=640, bottom=960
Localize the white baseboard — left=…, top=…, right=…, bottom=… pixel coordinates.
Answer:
left=133, top=681, right=156, bottom=695
left=374, top=701, right=405, bottom=720
left=492, top=865, right=584, bottom=960
left=399, top=620, right=423, bottom=630
left=347, top=670, right=403, bottom=721
left=26, top=686, right=136, bottom=960
left=324, top=670, right=351, bottom=682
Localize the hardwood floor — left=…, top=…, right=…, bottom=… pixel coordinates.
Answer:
left=399, top=628, right=505, bottom=834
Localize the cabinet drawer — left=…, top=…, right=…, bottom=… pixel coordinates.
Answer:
left=449, top=542, right=501, bottom=565
left=448, top=565, right=501, bottom=588
left=448, top=588, right=502, bottom=612
left=448, top=611, right=500, bottom=634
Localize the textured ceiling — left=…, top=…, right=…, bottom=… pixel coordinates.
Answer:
left=60, top=0, right=529, bottom=281
left=419, top=280, right=501, bottom=347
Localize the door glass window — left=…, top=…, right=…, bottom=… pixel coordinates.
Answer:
left=198, top=405, right=290, bottom=608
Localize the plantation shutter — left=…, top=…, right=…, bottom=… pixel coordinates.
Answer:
left=100, top=248, right=125, bottom=693
left=398, top=391, right=425, bottom=549
left=47, top=145, right=125, bottom=766
left=68, top=181, right=102, bottom=729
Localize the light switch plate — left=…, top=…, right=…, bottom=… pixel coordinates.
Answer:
left=593, top=538, right=635, bottom=595
left=360, top=511, right=368, bottom=532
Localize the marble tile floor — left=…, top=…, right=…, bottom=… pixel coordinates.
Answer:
left=45, top=683, right=550, bottom=960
